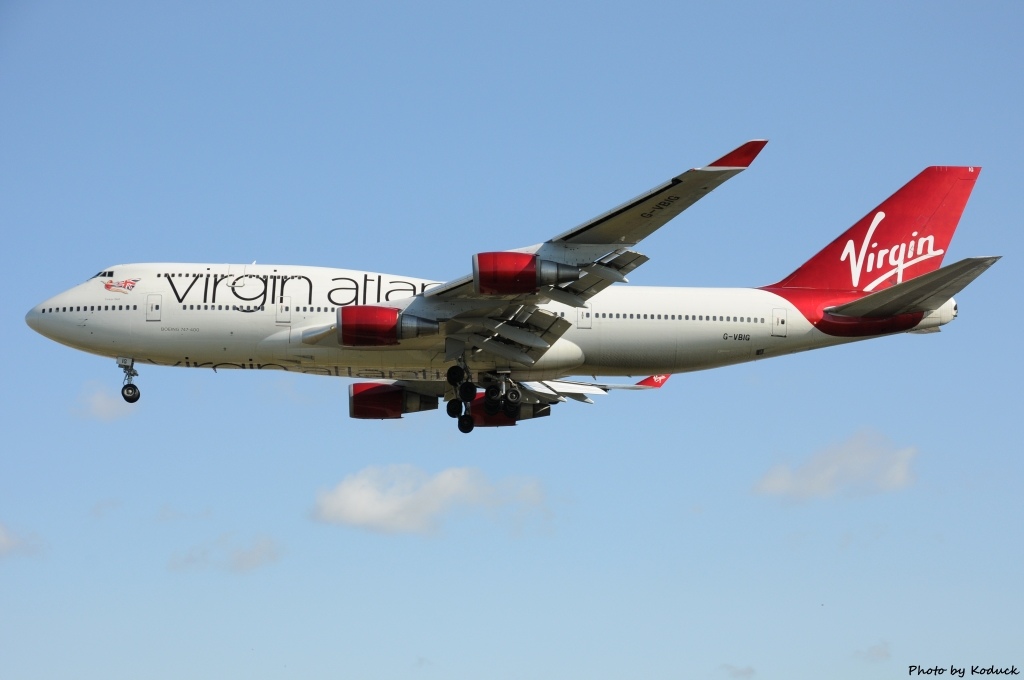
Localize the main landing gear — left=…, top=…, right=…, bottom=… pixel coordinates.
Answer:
left=446, top=364, right=477, bottom=433
left=117, top=357, right=141, bottom=403
left=445, top=363, right=525, bottom=434
left=482, top=380, right=521, bottom=419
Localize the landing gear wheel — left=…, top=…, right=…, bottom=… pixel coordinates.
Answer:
left=502, top=400, right=520, bottom=419
left=484, top=384, right=502, bottom=404
left=458, top=381, right=477, bottom=403
left=117, top=357, right=140, bottom=403
left=505, top=387, right=522, bottom=405
left=457, top=414, right=475, bottom=434
left=446, top=365, right=466, bottom=387
left=483, top=400, right=501, bottom=416
left=446, top=399, right=463, bottom=419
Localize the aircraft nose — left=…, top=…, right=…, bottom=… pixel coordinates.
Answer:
left=25, top=305, right=42, bottom=333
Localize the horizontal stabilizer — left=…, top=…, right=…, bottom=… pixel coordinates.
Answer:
left=826, top=256, right=1000, bottom=318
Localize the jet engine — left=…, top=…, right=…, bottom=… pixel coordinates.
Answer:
left=349, top=383, right=439, bottom=419
left=337, top=305, right=439, bottom=346
left=472, top=252, right=580, bottom=295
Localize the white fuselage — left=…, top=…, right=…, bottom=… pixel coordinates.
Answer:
left=24, top=262, right=924, bottom=382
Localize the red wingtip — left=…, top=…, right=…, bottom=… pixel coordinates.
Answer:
left=707, top=140, right=768, bottom=168
left=637, top=374, right=670, bottom=388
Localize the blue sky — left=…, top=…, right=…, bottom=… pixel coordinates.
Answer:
left=2, top=2, right=1021, bottom=678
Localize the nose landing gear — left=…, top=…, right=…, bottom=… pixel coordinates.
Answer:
left=117, top=357, right=140, bottom=403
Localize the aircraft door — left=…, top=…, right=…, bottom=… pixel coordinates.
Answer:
left=577, top=304, right=592, bottom=329
left=772, top=308, right=788, bottom=337
left=276, top=296, right=291, bottom=324
left=146, top=294, right=162, bottom=322
left=227, top=264, right=248, bottom=291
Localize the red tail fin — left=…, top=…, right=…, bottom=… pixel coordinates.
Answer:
left=771, top=166, right=980, bottom=293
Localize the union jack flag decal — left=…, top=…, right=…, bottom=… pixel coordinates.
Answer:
left=103, top=278, right=141, bottom=294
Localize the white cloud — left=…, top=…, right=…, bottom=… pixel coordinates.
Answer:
left=168, top=541, right=214, bottom=572
left=169, top=534, right=281, bottom=572
left=90, top=499, right=121, bottom=518
left=75, top=382, right=134, bottom=421
left=856, top=640, right=891, bottom=662
left=313, top=464, right=545, bottom=535
left=156, top=504, right=213, bottom=522
left=754, top=430, right=917, bottom=500
left=0, top=522, right=37, bottom=558
left=720, top=664, right=756, bottom=678
left=229, top=536, right=281, bottom=572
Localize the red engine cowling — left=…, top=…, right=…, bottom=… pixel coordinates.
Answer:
left=349, top=383, right=439, bottom=419
left=337, top=306, right=439, bottom=346
left=472, top=252, right=581, bottom=295
left=469, top=394, right=551, bottom=427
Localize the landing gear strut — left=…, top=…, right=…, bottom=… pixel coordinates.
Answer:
left=117, top=357, right=140, bottom=403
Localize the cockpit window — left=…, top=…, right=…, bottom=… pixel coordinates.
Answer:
left=91, top=270, right=114, bottom=279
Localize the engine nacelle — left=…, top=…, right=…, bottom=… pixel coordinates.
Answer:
left=472, top=252, right=581, bottom=295
left=337, top=305, right=439, bottom=346
left=349, top=383, right=439, bottom=419
left=469, top=394, right=552, bottom=427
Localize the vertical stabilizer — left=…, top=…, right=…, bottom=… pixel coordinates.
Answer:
left=770, top=166, right=980, bottom=292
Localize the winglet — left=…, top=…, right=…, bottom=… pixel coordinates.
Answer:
left=636, top=374, right=670, bottom=388
left=707, top=140, right=768, bottom=168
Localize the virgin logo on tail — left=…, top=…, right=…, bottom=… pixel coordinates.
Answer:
left=841, top=212, right=944, bottom=291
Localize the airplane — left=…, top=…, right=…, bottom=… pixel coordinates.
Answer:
left=25, top=141, right=999, bottom=433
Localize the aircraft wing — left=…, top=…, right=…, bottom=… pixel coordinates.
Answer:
left=426, top=139, right=767, bottom=302
left=386, top=374, right=670, bottom=405
left=550, top=140, right=768, bottom=245
left=412, top=141, right=767, bottom=366
left=521, top=374, right=670, bottom=404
